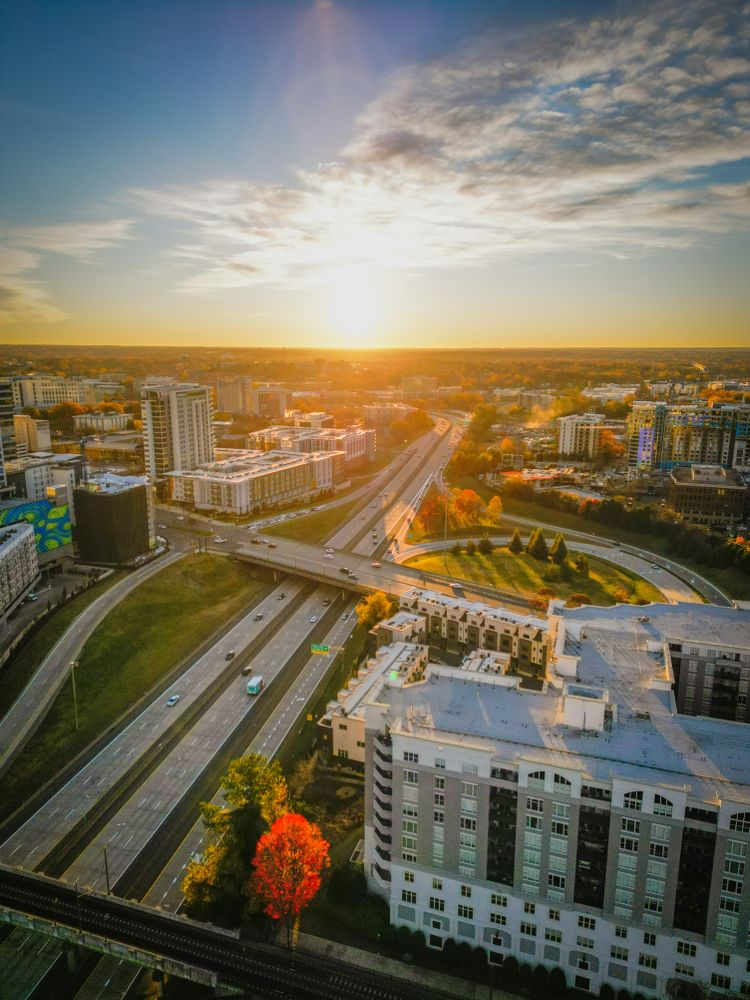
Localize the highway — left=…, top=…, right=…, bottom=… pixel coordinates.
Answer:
left=0, top=544, right=189, bottom=779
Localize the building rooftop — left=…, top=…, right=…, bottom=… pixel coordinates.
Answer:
left=76, top=473, right=148, bottom=495
left=669, top=465, right=746, bottom=487
left=380, top=600, right=750, bottom=805
left=168, top=448, right=343, bottom=483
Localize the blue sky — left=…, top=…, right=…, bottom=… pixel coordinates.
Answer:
left=1, top=0, right=749, bottom=347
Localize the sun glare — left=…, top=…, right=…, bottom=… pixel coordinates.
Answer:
left=325, top=271, right=382, bottom=347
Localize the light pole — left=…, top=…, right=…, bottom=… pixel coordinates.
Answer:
left=69, top=660, right=80, bottom=731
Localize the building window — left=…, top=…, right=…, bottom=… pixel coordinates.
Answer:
left=675, top=963, right=695, bottom=978
left=548, top=909, right=561, bottom=922
left=653, top=794, right=673, bottom=817
left=490, top=912, right=506, bottom=926
left=545, top=928, right=562, bottom=943
left=404, top=872, right=415, bottom=883
left=527, top=797, right=544, bottom=812
left=621, top=817, right=641, bottom=834
left=578, top=916, right=596, bottom=930
left=429, top=897, right=444, bottom=912
left=403, top=770, right=419, bottom=785
left=457, top=905, right=474, bottom=919
left=615, top=926, right=628, bottom=939
left=433, top=810, right=445, bottom=825
left=404, top=752, right=419, bottom=763
left=401, top=890, right=416, bottom=904
left=491, top=893, right=507, bottom=907
left=677, top=941, right=697, bottom=957
left=434, top=776, right=445, bottom=789
left=639, top=954, right=658, bottom=969
left=435, top=758, right=446, bottom=769
left=462, top=764, right=479, bottom=777
left=434, top=793, right=445, bottom=807
left=711, top=974, right=731, bottom=991
left=643, top=932, right=657, bottom=947
left=611, top=946, right=629, bottom=961
left=432, top=878, right=443, bottom=890
left=624, top=790, right=643, bottom=811
left=729, top=813, right=750, bottom=833
left=462, top=781, right=478, bottom=797
left=460, top=885, right=472, bottom=898
left=524, top=902, right=536, bottom=915
left=717, top=953, right=731, bottom=967
left=520, top=922, right=537, bottom=937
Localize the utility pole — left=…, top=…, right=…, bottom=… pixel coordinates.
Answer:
left=70, top=660, right=80, bottom=731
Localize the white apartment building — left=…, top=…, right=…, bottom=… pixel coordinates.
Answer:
left=0, top=523, right=39, bottom=619
left=363, top=403, right=416, bottom=426
left=141, top=383, right=215, bottom=480
left=360, top=596, right=750, bottom=999
left=12, top=376, right=86, bottom=408
left=557, top=413, right=605, bottom=458
left=168, top=448, right=345, bottom=514
left=73, top=412, right=130, bottom=434
left=212, top=377, right=254, bottom=414
left=583, top=384, right=640, bottom=403
left=520, top=390, right=556, bottom=411
left=4, top=452, right=82, bottom=505
left=247, top=425, right=376, bottom=466
left=12, top=415, right=51, bottom=456
left=249, top=385, right=288, bottom=418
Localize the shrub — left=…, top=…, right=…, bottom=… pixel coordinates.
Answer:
left=532, top=964, right=549, bottom=995
left=526, top=528, right=549, bottom=560
left=502, top=955, right=519, bottom=987
left=616, top=990, right=632, bottom=1000
left=599, top=985, right=616, bottom=1000
left=327, top=864, right=367, bottom=904
left=519, top=962, right=533, bottom=987
left=549, top=967, right=568, bottom=996
left=379, top=924, right=398, bottom=951
left=478, top=534, right=493, bottom=555
left=508, top=528, right=524, bottom=554
left=466, top=540, right=477, bottom=556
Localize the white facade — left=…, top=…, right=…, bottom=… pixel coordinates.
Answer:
left=0, top=523, right=39, bottom=617
left=557, top=413, right=604, bottom=458
left=13, top=415, right=51, bottom=455
left=363, top=403, right=416, bottom=426
left=248, top=425, right=376, bottom=464
left=12, top=376, right=86, bottom=408
left=73, top=412, right=129, bottom=433
left=141, top=383, right=215, bottom=480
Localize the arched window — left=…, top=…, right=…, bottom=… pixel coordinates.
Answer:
left=729, top=812, right=750, bottom=834
left=554, top=774, right=572, bottom=795
left=528, top=770, right=545, bottom=789
left=623, top=790, right=643, bottom=812
left=653, top=794, right=673, bottom=818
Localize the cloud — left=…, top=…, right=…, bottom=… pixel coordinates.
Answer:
left=0, top=219, right=136, bottom=324
left=128, top=0, right=749, bottom=295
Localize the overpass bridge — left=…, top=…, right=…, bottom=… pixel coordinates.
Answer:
left=0, top=863, right=455, bottom=1000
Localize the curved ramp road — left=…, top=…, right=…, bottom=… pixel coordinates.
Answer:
left=0, top=547, right=187, bottom=778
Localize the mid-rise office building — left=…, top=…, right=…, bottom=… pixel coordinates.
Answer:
left=74, top=474, right=155, bottom=564
left=402, top=376, right=438, bottom=399
left=141, top=383, right=215, bottom=480
left=72, top=411, right=129, bottom=434
left=363, top=403, right=416, bottom=426
left=356, top=595, right=750, bottom=999
left=247, top=425, right=376, bottom=467
left=11, top=375, right=86, bottom=408
left=627, top=401, right=750, bottom=473
left=249, top=385, right=287, bottom=418
left=12, top=414, right=51, bottom=456
left=212, top=377, right=254, bottom=415
left=520, top=390, right=557, bottom=411
left=168, top=448, right=345, bottom=515
left=81, top=379, right=127, bottom=403
left=583, top=384, right=640, bottom=403
left=0, top=522, right=39, bottom=622
left=557, top=413, right=605, bottom=458
left=668, top=465, right=747, bottom=529
left=3, top=452, right=83, bottom=503
left=286, top=410, right=334, bottom=429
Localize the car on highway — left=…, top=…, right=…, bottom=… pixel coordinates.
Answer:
left=250, top=538, right=262, bottom=544
left=310, top=616, right=318, bottom=623
left=254, top=613, right=264, bottom=621
left=214, top=536, right=227, bottom=544
left=26, top=593, right=38, bottom=602
left=322, top=599, right=330, bottom=606
left=342, top=613, right=348, bottom=620
left=325, top=547, right=334, bottom=553
left=371, top=561, right=381, bottom=568
left=158, top=523, right=167, bottom=529
left=339, top=567, right=350, bottom=574
left=267, top=542, right=277, bottom=548
left=324, top=553, right=334, bottom=559
left=166, top=694, right=181, bottom=707
left=277, top=592, right=286, bottom=599
left=225, top=650, right=236, bottom=660
left=176, top=515, right=185, bottom=521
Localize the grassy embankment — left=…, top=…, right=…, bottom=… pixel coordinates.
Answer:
left=264, top=498, right=362, bottom=544
left=406, top=548, right=663, bottom=606
left=0, top=554, right=270, bottom=822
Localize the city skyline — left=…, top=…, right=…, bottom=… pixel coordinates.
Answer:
left=1, top=0, right=749, bottom=349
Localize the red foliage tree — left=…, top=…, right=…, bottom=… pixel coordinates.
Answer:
left=250, top=813, right=329, bottom=948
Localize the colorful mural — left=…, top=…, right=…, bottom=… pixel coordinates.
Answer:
left=0, top=501, right=72, bottom=553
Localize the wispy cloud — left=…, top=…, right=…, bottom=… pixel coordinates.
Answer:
left=0, top=219, right=136, bottom=324
left=128, top=0, right=750, bottom=294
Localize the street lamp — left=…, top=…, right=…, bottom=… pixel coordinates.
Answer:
left=69, top=660, right=80, bottom=731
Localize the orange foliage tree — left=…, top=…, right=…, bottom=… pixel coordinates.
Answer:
left=250, top=813, right=330, bottom=948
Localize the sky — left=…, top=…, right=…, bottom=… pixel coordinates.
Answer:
left=0, top=0, right=749, bottom=349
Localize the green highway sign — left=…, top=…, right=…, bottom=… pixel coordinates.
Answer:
left=311, top=644, right=329, bottom=654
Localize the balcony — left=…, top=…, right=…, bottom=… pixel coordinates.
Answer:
left=374, top=811, right=392, bottom=829
left=375, top=764, right=392, bottom=781
left=374, top=743, right=392, bottom=765
left=375, top=780, right=391, bottom=798
left=374, top=862, right=391, bottom=882
left=375, top=845, right=391, bottom=862
left=374, top=796, right=392, bottom=813
left=375, top=827, right=392, bottom=845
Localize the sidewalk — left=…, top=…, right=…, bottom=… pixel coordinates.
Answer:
left=295, top=930, right=514, bottom=1000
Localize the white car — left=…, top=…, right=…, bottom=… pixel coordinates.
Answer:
left=310, top=616, right=318, bottom=623
left=166, top=694, right=181, bottom=707
left=324, top=553, right=334, bottom=560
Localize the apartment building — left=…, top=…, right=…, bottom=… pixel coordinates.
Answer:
left=668, top=465, right=748, bottom=529
left=396, top=588, right=550, bottom=675
left=363, top=403, right=416, bottom=426
left=141, top=383, right=215, bottom=480
left=212, top=377, right=254, bottom=415
left=247, top=425, right=376, bottom=467
left=287, top=410, right=334, bottom=429
left=11, top=375, right=86, bottom=408
left=168, top=448, right=345, bottom=514
left=627, top=401, right=750, bottom=473
left=0, top=523, right=39, bottom=621
left=249, top=385, right=287, bottom=418
left=0, top=379, right=17, bottom=468
left=361, top=598, right=750, bottom=999
left=557, top=413, right=605, bottom=458
left=520, top=390, right=556, bottom=411
left=12, top=414, right=51, bottom=456
left=583, top=384, right=640, bottom=403
left=4, top=452, right=83, bottom=503
left=72, top=411, right=130, bottom=434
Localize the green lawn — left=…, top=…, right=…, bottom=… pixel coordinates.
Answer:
left=265, top=498, right=362, bottom=545
left=405, top=547, right=664, bottom=606
left=0, top=554, right=270, bottom=822
left=0, top=570, right=128, bottom=721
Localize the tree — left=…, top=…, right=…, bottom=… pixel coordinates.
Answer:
left=573, top=553, right=590, bottom=577
left=567, top=592, right=592, bottom=608
left=356, top=591, right=399, bottom=629
left=466, top=539, right=477, bottom=556
left=250, top=812, right=330, bottom=948
left=549, top=966, right=567, bottom=997
left=478, top=534, right=493, bottom=555
left=549, top=533, right=568, bottom=565
left=452, top=488, right=485, bottom=526
left=526, top=527, right=549, bottom=560
left=487, top=495, right=503, bottom=525
left=221, top=753, right=288, bottom=825
left=508, top=527, right=524, bottom=554
left=48, top=401, right=86, bottom=435
left=450, top=540, right=463, bottom=556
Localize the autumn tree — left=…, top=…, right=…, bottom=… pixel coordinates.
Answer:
left=526, top=528, right=549, bottom=560
left=487, top=495, right=503, bottom=525
left=417, top=491, right=448, bottom=535
left=453, top=488, right=485, bottom=526
left=478, top=535, right=493, bottom=555
left=573, top=553, right=590, bottom=577
left=508, top=528, right=524, bottom=555
left=48, top=401, right=86, bottom=436
left=356, top=591, right=399, bottom=629
left=251, top=812, right=330, bottom=948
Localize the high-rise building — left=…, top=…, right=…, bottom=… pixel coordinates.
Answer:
left=627, top=401, right=750, bottom=473
left=0, top=523, right=39, bottom=623
left=73, top=474, right=155, bottom=564
left=212, top=377, right=254, bottom=414
left=140, top=383, right=215, bottom=480
left=350, top=592, right=750, bottom=999
left=11, top=375, right=86, bottom=408
left=0, top=379, right=17, bottom=467
left=557, top=413, right=605, bottom=458
left=247, top=385, right=287, bottom=418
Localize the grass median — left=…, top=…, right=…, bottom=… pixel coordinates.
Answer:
left=0, top=554, right=271, bottom=822
left=264, top=498, right=362, bottom=545
left=405, top=547, right=664, bottom=606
